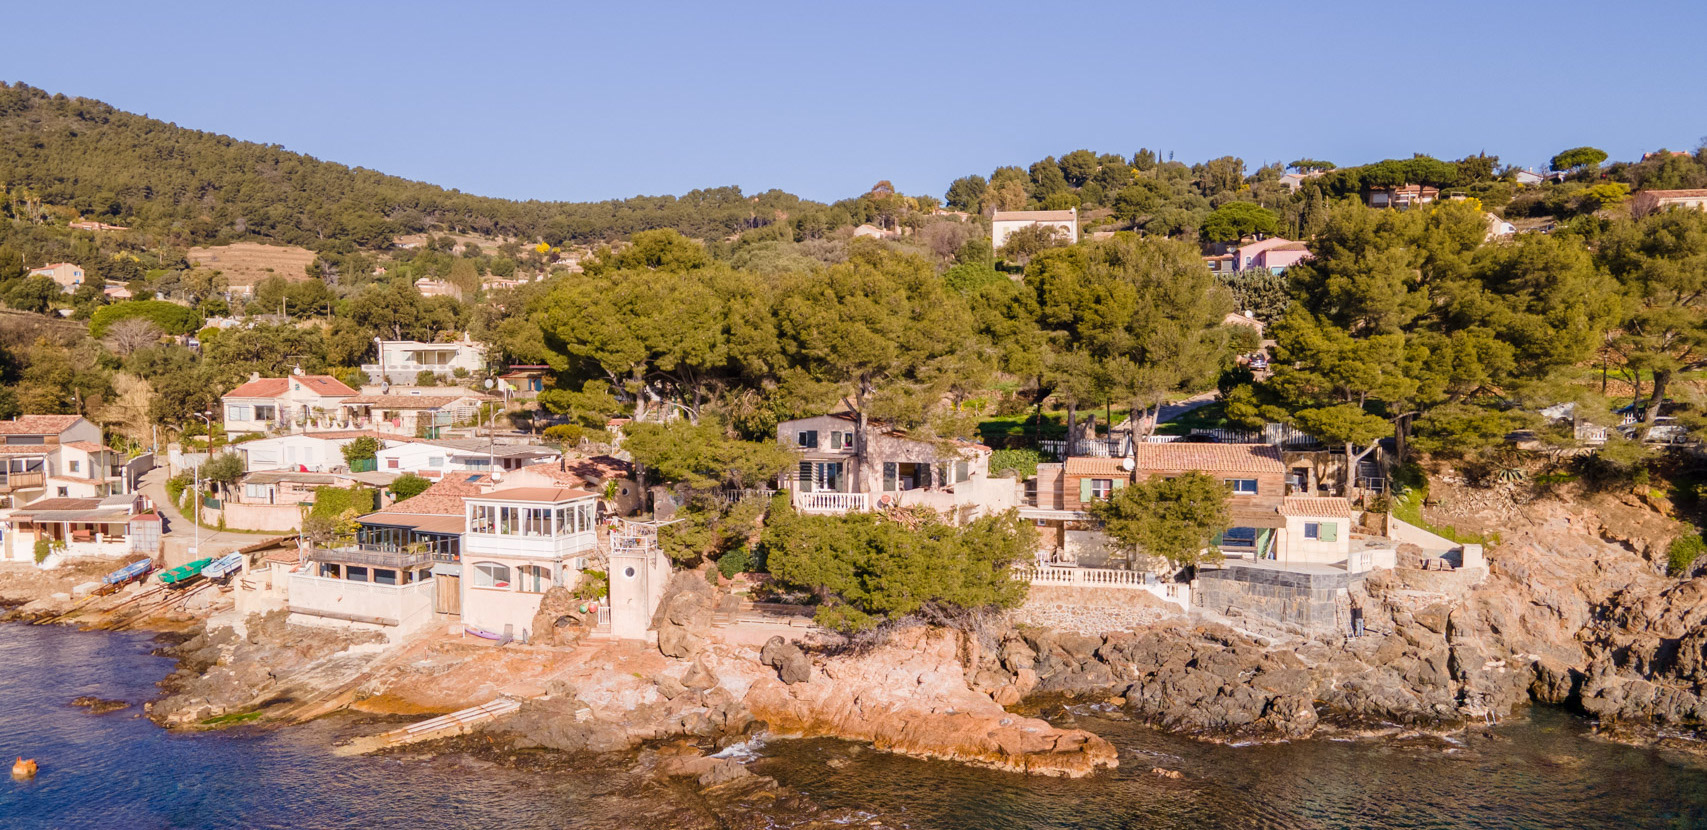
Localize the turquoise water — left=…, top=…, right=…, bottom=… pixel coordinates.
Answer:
left=4, top=622, right=1707, bottom=829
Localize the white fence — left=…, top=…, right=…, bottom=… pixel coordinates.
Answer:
left=1021, top=565, right=1190, bottom=610
left=793, top=491, right=870, bottom=514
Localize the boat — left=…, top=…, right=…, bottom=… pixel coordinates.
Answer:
left=201, top=553, right=245, bottom=581
left=158, top=557, right=214, bottom=587
left=102, top=559, right=154, bottom=587
left=12, top=757, right=37, bottom=778
left=463, top=625, right=503, bottom=641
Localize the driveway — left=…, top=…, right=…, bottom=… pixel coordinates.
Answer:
left=1156, top=391, right=1218, bottom=425
left=137, top=467, right=277, bottom=568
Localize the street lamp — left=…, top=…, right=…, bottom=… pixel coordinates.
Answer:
left=190, top=410, right=214, bottom=558
left=483, top=378, right=498, bottom=479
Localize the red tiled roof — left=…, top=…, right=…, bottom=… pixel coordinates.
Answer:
left=1279, top=496, right=1356, bottom=518
left=0, top=445, right=52, bottom=455
left=15, top=497, right=102, bottom=511
left=1063, top=457, right=1132, bottom=477
left=61, top=441, right=115, bottom=453
left=376, top=474, right=493, bottom=516
left=468, top=486, right=595, bottom=504
left=0, top=415, right=84, bottom=435
left=1641, top=189, right=1707, bottom=199
left=1131, top=443, right=1285, bottom=474
left=223, top=375, right=356, bottom=399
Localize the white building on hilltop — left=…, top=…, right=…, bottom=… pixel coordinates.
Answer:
left=991, top=208, right=1079, bottom=251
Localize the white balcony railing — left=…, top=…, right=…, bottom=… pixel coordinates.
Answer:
left=1020, top=565, right=1191, bottom=610
left=793, top=491, right=869, bottom=514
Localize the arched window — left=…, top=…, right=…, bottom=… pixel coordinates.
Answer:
left=472, top=561, right=511, bottom=589
left=517, top=565, right=551, bottom=593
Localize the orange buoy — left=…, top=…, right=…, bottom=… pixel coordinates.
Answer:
left=12, top=757, right=37, bottom=778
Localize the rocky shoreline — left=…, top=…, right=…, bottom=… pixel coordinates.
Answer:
left=6, top=483, right=1707, bottom=791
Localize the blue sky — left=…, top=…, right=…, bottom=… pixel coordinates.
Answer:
left=4, top=1, right=1704, bottom=204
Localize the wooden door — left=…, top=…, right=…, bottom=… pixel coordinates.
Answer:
left=435, top=574, right=461, bottom=615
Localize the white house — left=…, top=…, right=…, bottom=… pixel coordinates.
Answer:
left=362, top=336, right=488, bottom=384
left=0, top=415, right=130, bottom=504
left=221, top=373, right=359, bottom=437
left=991, top=208, right=1079, bottom=251
left=460, top=487, right=600, bottom=640
left=235, top=432, right=379, bottom=473
left=340, top=390, right=497, bottom=439
left=1, top=493, right=156, bottom=562
left=375, top=438, right=559, bottom=477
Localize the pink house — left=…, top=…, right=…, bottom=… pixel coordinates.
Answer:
left=1231, top=238, right=1312, bottom=274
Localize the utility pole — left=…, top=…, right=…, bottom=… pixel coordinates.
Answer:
left=190, top=410, right=214, bottom=559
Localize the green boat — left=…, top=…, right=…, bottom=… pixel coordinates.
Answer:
left=159, top=557, right=214, bottom=586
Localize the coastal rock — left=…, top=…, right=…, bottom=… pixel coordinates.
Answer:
left=71, top=696, right=129, bottom=714
left=654, top=575, right=715, bottom=659
left=732, top=626, right=1117, bottom=777
left=528, top=587, right=587, bottom=648
left=759, top=636, right=811, bottom=685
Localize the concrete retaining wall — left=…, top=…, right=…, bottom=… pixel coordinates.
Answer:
left=1387, top=514, right=1458, bottom=554
left=1195, top=564, right=1355, bottom=632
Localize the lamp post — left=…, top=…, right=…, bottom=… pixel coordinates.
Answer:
left=483, top=377, right=497, bottom=477
left=189, top=410, right=214, bottom=559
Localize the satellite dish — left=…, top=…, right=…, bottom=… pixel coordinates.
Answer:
left=380, top=380, right=391, bottom=394
left=1121, top=457, right=1135, bottom=471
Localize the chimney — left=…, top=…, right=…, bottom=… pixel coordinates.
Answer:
left=249, top=371, right=261, bottom=382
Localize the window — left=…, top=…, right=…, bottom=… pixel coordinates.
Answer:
left=472, top=561, right=511, bottom=589
left=57, top=487, right=69, bottom=497
left=428, top=456, right=444, bottom=468
left=517, top=565, right=551, bottom=593
left=5, top=435, right=44, bottom=445
left=524, top=507, right=551, bottom=537
left=1226, top=478, right=1258, bottom=495
left=386, top=458, right=400, bottom=469
left=1219, top=527, right=1258, bottom=547
left=372, top=568, right=398, bottom=586
left=227, top=404, right=250, bottom=422
left=827, top=430, right=850, bottom=450
left=1090, top=478, right=1113, bottom=500
left=244, top=483, right=269, bottom=500
left=346, top=566, right=370, bottom=583
left=68, top=459, right=80, bottom=474
left=797, top=430, right=818, bottom=449
left=1305, top=522, right=1320, bottom=540
left=254, top=405, right=277, bottom=421
left=955, top=461, right=970, bottom=484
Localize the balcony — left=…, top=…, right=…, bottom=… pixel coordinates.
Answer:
left=793, top=491, right=870, bottom=514
left=309, top=546, right=435, bottom=570
left=0, top=471, right=46, bottom=491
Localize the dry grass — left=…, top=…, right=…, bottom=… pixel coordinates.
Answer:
left=186, top=242, right=318, bottom=286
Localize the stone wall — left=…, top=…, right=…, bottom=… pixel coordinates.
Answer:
left=1009, top=584, right=1182, bottom=635
left=1195, top=564, right=1355, bottom=633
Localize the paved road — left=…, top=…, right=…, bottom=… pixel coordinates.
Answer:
left=137, top=467, right=275, bottom=568
left=1156, top=391, right=1218, bottom=424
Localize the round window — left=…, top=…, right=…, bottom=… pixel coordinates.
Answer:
left=624, top=566, right=636, bottom=578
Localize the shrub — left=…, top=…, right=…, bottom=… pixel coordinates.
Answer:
left=89, top=300, right=204, bottom=337
left=1669, top=534, right=1706, bottom=576
left=988, top=448, right=1045, bottom=480
left=415, top=370, right=440, bottom=387
left=391, top=473, right=432, bottom=501
left=760, top=507, right=1035, bottom=632
left=34, top=539, right=51, bottom=563
left=452, top=366, right=470, bottom=379
left=341, top=436, right=380, bottom=465
left=717, top=546, right=752, bottom=579
left=575, top=569, right=609, bottom=601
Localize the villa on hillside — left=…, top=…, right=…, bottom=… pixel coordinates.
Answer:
left=991, top=208, right=1080, bottom=250
left=777, top=414, right=1018, bottom=523
left=362, top=337, right=488, bottom=384
left=340, top=389, right=496, bottom=439
left=221, top=373, right=359, bottom=437
left=26, top=262, right=85, bottom=293
left=1365, top=184, right=1439, bottom=209
left=1229, top=237, right=1312, bottom=274
left=1632, top=189, right=1707, bottom=216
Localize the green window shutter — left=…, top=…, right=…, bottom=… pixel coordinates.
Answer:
left=1112, top=478, right=1127, bottom=490
left=1320, top=521, right=1338, bottom=542
left=1079, top=477, right=1093, bottom=504
left=798, top=461, right=814, bottom=493
left=883, top=462, right=898, bottom=492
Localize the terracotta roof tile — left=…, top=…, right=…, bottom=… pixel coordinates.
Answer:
left=1131, top=443, right=1285, bottom=474
left=61, top=441, right=115, bottom=452
left=376, top=474, right=493, bottom=516
left=0, top=415, right=84, bottom=435
left=1279, top=496, right=1356, bottom=518
left=992, top=209, right=1078, bottom=222
left=1063, top=457, right=1132, bottom=477
left=223, top=375, right=356, bottom=399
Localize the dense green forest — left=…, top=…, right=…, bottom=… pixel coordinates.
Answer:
left=0, top=82, right=817, bottom=250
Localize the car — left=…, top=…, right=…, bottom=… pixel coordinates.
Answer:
left=1249, top=356, right=1269, bottom=370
